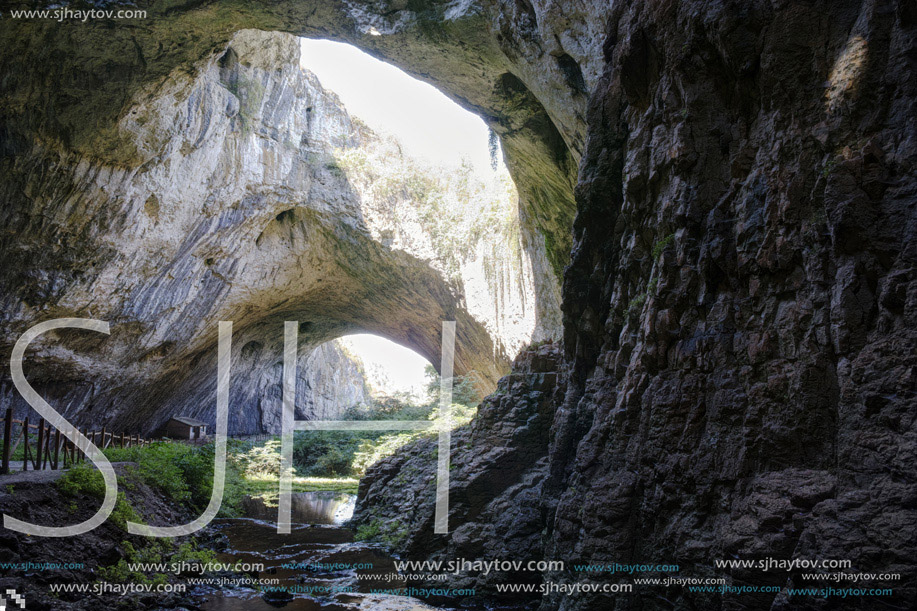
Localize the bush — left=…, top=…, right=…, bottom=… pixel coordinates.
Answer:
left=233, top=439, right=283, bottom=477
left=104, top=441, right=244, bottom=516
left=293, top=431, right=370, bottom=477
left=98, top=539, right=215, bottom=584
left=424, top=365, right=481, bottom=407
left=55, top=463, right=141, bottom=530
left=98, top=540, right=171, bottom=585
left=56, top=462, right=108, bottom=498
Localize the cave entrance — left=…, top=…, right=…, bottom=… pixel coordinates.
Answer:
left=288, top=332, right=479, bottom=483
left=223, top=38, right=507, bottom=510
left=0, top=29, right=552, bottom=459
left=212, top=32, right=537, bottom=418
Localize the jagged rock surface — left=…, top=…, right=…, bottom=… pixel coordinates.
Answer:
left=544, top=1, right=916, bottom=608
left=351, top=2, right=916, bottom=610
left=352, top=342, right=563, bottom=602
left=1, top=1, right=915, bottom=609
left=0, top=29, right=551, bottom=435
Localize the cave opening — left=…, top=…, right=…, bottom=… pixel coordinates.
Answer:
left=284, top=331, right=479, bottom=488
left=0, top=13, right=576, bottom=609
left=232, top=38, right=514, bottom=512
left=220, top=32, right=536, bottom=437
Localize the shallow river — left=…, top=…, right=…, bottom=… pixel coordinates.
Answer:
left=190, top=493, right=523, bottom=611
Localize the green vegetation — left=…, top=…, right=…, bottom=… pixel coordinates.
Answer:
left=324, top=159, right=345, bottom=177
left=354, top=516, right=409, bottom=548
left=56, top=463, right=142, bottom=530
left=9, top=432, right=36, bottom=461
left=652, top=233, right=675, bottom=260
left=488, top=128, right=500, bottom=171
left=103, top=441, right=245, bottom=517
left=231, top=438, right=361, bottom=499
left=49, top=368, right=478, bottom=529
left=235, top=369, right=478, bottom=505
left=619, top=233, right=675, bottom=323
left=333, top=138, right=523, bottom=282
left=626, top=291, right=648, bottom=320
left=291, top=368, right=478, bottom=479
left=525, top=338, right=553, bottom=352
left=647, top=276, right=659, bottom=296
left=99, top=540, right=216, bottom=585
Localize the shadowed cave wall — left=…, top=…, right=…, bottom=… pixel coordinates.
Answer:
left=0, top=1, right=915, bottom=609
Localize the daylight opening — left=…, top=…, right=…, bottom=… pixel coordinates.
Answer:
left=221, top=37, right=522, bottom=517
left=282, top=333, right=479, bottom=481
left=300, top=38, right=501, bottom=174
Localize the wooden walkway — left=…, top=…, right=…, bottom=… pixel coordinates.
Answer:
left=1, top=408, right=150, bottom=475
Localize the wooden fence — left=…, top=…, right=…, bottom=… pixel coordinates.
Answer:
left=1, top=408, right=150, bottom=475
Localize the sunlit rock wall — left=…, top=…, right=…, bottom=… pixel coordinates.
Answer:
left=0, top=29, right=552, bottom=435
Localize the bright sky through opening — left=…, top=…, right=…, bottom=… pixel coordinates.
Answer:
left=300, top=37, right=496, bottom=174
left=338, top=334, right=431, bottom=400
left=300, top=38, right=503, bottom=396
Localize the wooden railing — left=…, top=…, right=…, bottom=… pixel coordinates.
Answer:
left=1, top=408, right=150, bottom=475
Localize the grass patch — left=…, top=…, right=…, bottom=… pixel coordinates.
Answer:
left=652, top=233, right=675, bottom=260
left=55, top=462, right=142, bottom=530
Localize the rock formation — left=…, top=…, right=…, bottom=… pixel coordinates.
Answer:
left=255, top=340, right=370, bottom=433
left=1, top=0, right=915, bottom=609
left=0, top=28, right=552, bottom=435
left=353, top=341, right=563, bottom=603
left=355, top=1, right=917, bottom=609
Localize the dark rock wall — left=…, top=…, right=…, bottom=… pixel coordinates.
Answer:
left=356, top=1, right=916, bottom=609
left=353, top=342, right=564, bottom=603
left=550, top=0, right=916, bottom=608
left=0, top=0, right=914, bottom=608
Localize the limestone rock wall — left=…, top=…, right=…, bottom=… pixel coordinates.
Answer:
left=547, top=2, right=917, bottom=607
left=257, top=340, right=369, bottom=433
left=1, top=1, right=915, bottom=609
left=352, top=2, right=916, bottom=609
left=0, top=29, right=550, bottom=435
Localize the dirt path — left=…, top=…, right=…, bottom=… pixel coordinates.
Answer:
left=0, top=464, right=66, bottom=487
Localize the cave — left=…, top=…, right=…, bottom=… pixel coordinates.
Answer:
left=0, top=1, right=915, bottom=610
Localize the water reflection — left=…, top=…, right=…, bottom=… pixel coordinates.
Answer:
left=195, top=493, right=523, bottom=610
left=241, top=492, right=356, bottom=525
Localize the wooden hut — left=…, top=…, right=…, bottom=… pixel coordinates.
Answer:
left=161, top=416, right=208, bottom=440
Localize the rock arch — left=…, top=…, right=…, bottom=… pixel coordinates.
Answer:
left=0, top=12, right=579, bottom=433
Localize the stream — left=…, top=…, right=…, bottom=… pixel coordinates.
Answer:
left=190, top=493, right=493, bottom=611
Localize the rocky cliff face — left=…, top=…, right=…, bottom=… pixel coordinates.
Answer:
left=252, top=340, right=369, bottom=434
left=0, top=28, right=552, bottom=435
left=353, top=342, right=563, bottom=603
left=1, top=1, right=915, bottom=609
left=547, top=2, right=916, bottom=608
left=354, top=1, right=916, bottom=609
